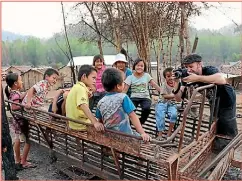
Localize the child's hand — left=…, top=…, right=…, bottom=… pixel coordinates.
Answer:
left=94, top=122, right=104, bottom=131
left=52, top=104, right=57, bottom=113
left=25, top=103, right=31, bottom=109
left=3, top=147, right=7, bottom=153
left=141, top=133, right=151, bottom=142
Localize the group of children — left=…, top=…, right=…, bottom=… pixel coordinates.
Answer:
left=5, top=68, right=59, bottom=170
left=5, top=52, right=179, bottom=170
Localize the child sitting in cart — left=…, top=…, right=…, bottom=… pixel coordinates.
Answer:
left=155, top=67, right=178, bottom=140
left=95, top=68, right=151, bottom=142
left=65, top=65, right=104, bottom=131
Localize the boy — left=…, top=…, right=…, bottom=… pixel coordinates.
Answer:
left=65, top=65, right=104, bottom=131
left=48, top=88, right=70, bottom=116
left=155, top=67, right=177, bottom=139
left=22, top=68, right=59, bottom=108
left=95, top=68, right=150, bottom=142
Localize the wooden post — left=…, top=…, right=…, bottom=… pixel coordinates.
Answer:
left=1, top=88, right=18, bottom=180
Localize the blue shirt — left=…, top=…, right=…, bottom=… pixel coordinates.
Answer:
left=95, top=92, right=136, bottom=135
left=125, top=68, right=132, bottom=78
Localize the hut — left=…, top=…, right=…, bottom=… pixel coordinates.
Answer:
left=58, top=65, right=73, bottom=87
left=4, top=66, right=32, bottom=74
left=220, top=60, right=242, bottom=89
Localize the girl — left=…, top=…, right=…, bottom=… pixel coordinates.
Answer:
left=114, top=53, right=133, bottom=96
left=123, top=58, right=161, bottom=125
left=5, top=72, right=36, bottom=169
left=89, top=54, right=106, bottom=110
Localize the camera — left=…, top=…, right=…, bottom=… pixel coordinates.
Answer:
left=173, top=68, right=189, bottom=79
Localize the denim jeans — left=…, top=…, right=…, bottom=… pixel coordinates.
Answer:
left=155, top=101, right=177, bottom=132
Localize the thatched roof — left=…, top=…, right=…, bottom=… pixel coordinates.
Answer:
left=21, top=67, right=52, bottom=75
left=220, top=61, right=241, bottom=76
left=5, top=65, right=32, bottom=73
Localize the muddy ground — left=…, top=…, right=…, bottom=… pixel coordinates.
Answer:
left=4, top=90, right=242, bottom=180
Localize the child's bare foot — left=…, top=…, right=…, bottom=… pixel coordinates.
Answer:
left=22, top=162, right=37, bottom=169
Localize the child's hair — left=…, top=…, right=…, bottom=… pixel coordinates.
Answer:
left=92, top=54, right=105, bottom=66
left=78, top=65, right=97, bottom=81
left=163, top=67, right=174, bottom=78
left=5, top=72, right=19, bottom=99
left=132, top=58, right=147, bottom=72
left=43, top=68, right=59, bottom=79
left=102, top=68, right=123, bottom=92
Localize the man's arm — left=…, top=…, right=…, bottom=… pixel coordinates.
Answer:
left=197, top=73, right=227, bottom=85
left=183, top=73, right=227, bottom=85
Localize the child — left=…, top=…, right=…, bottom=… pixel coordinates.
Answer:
left=22, top=68, right=59, bottom=109
left=95, top=68, right=150, bottom=142
left=5, top=72, right=35, bottom=169
left=89, top=54, right=106, bottom=110
left=113, top=53, right=132, bottom=96
left=123, top=58, right=161, bottom=125
left=48, top=87, right=93, bottom=116
left=155, top=67, right=177, bottom=139
left=48, top=88, right=70, bottom=116
left=65, top=65, right=104, bottom=131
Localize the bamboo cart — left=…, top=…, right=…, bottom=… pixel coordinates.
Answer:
left=6, top=84, right=242, bottom=180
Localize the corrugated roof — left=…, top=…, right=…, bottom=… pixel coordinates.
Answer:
left=66, top=55, right=116, bottom=66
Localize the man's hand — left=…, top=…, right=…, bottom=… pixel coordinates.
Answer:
left=141, top=133, right=151, bottom=142
left=94, top=122, right=104, bottom=131
left=182, top=73, right=199, bottom=83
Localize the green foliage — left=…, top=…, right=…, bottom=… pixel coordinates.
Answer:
left=1, top=30, right=241, bottom=68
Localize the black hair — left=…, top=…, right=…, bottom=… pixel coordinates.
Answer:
left=5, top=72, right=19, bottom=99
left=163, top=67, right=174, bottom=78
left=132, top=58, right=147, bottom=72
left=92, top=54, right=105, bottom=66
left=43, top=68, right=59, bottom=79
left=101, top=68, right=123, bottom=92
left=78, top=65, right=97, bottom=81
left=182, top=54, right=202, bottom=64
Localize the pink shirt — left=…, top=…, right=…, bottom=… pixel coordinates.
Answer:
left=96, top=65, right=106, bottom=93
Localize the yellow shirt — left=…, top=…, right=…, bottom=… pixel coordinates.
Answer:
left=65, top=82, right=91, bottom=130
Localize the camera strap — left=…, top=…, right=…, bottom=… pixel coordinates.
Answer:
left=172, top=82, right=181, bottom=95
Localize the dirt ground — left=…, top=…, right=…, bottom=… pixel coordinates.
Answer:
left=4, top=89, right=242, bottom=180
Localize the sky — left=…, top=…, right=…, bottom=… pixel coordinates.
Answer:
left=2, top=2, right=241, bottom=39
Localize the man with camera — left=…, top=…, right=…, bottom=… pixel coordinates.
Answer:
left=172, top=54, right=238, bottom=150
